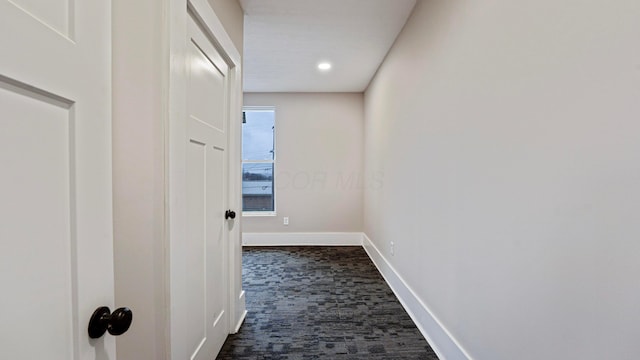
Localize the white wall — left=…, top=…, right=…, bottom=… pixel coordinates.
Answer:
left=243, top=93, right=364, bottom=233
left=112, top=0, right=166, bottom=358
left=364, top=1, right=640, bottom=359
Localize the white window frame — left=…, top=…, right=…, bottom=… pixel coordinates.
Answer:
left=242, top=106, right=277, bottom=216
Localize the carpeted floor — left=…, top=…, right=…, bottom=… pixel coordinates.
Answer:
left=216, top=246, right=439, bottom=360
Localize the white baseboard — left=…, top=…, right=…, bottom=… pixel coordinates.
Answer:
left=242, top=232, right=363, bottom=246
left=362, top=234, right=472, bottom=360
left=232, top=290, right=247, bottom=334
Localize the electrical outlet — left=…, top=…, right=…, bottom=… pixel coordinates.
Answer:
left=283, top=217, right=289, bottom=226
left=390, top=241, right=395, bottom=256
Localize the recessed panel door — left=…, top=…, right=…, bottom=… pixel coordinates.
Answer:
left=0, top=1, right=114, bottom=359
left=184, top=12, right=231, bottom=360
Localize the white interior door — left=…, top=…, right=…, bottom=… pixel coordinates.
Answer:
left=184, top=12, right=231, bottom=359
left=0, top=1, right=115, bottom=359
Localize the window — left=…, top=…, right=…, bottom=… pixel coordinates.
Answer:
left=242, top=107, right=275, bottom=214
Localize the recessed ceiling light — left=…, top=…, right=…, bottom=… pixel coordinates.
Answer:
left=318, top=62, right=332, bottom=71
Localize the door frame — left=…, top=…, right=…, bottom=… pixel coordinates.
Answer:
left=166, top=0, right=245, bottom=358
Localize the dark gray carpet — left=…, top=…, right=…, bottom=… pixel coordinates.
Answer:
left=216, top=246, right=439, bottom=360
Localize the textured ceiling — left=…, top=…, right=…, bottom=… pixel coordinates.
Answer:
left=239, top=0, right=417, bottom=93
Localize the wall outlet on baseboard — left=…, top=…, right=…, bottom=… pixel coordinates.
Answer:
left=390, top=241, right=395, bottom=256
left=283, top=217, right=289, bottom=226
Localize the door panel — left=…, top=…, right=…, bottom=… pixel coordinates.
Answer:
left=188, top=42, right=227, bottom=132
left=208, top=146, right=226, bottom=331
left=185, top=12, right=230, bottom=360
left=0, top=81, right=75, bottom=359
left=186, top=140, right=207, bottom=354
left=7, top=0, right=71, bottom=37
left=0, top=0, right=113, bottom=359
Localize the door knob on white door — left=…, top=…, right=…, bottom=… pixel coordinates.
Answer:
left=225, top=210, right=236, bottom=220
left=88, top=306, right=133, bottom=339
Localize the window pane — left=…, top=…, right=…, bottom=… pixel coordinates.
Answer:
left=242, top=110, right=275, bottom=161
left=242, top=163, right=274, bottom=212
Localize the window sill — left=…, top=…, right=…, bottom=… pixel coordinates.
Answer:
left=242, top=211, right=277, bottom=217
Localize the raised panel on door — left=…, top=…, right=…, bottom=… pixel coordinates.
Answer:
left=0, top=0, right=114, bottom=359
left=184, top=11, right=230, bottom=360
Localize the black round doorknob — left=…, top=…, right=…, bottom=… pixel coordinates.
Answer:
left=225, top=210, right=236, bottom=220
left=88, top=306, right=133, bottom=339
